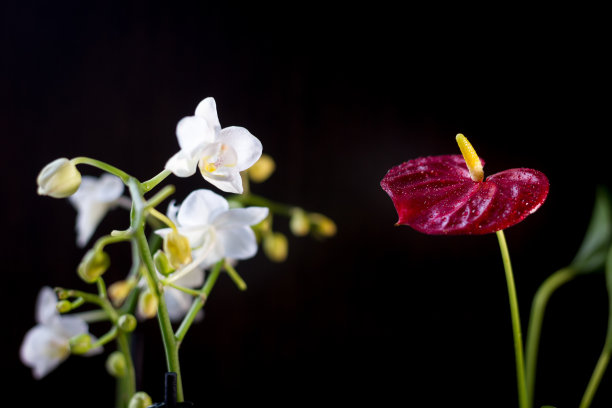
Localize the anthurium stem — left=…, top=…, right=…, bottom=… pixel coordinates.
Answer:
left=525, top=267, right=576, bottom=406
left=580, top=344, right=611, bottom=408
left=496, top=230, right=529, bottom=408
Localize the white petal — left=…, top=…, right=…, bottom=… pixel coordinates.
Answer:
left=166, top=200, right=180, bottom=223
left=177, top=189, right=228, bottom=227
left=54, top=315, right=89, bottom=338
left=175, top=267, right=205, bottom=288
left=165, top=150, right=199, bottom=178
left=216, top=226, right=258, bottom=260
left=212, top=207, right=269, bottom=229
left=176, top=116, right=214, bottom=156
left=69, top=176, right=98, bottom=210
left=20, top=325, right=69, bottom=379
left=93, top=174, right=124, bottom=202
left=194, top=97, right=221, bottom=133
left=74, top=201, right=111, bottom=248
left=203, top=169, right=243, bottom=194
left=36, top=287, right=58, bottom=325
left=164, top=289, right=193, bottom=322
left=218, top=126, right=262, bottom=171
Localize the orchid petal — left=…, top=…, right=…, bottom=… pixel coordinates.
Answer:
left=202, top=169, right=243, bottom=194
left=212, top=207, right=269, bottom=229
left=92, top=174, right=124, bottom=202
left=73, top=201, right=112, bottom=247
left=36, top=287, right=58, bottom=325
left=20, top=325, right=69, bottom=379
left=218, top=126, right=262, bottom=171
left=177, top=189, right=229, bottom=227
left=176, top=116, right=215, bottom=156
left=194, top=97, right=221, bottom=133
left=165, top=150, right=199, bottom=178
left=216, top=226, right=258, bottom=260
left=53, top=315, right=89, bottom=338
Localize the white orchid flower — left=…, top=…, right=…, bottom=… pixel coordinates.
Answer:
left=156, top=189, right=268, bottom=281
left=164, top=268, right=205, bottom=322
left=69, top=174, right=125, bottom=247
left=165, top=97, right=262, bottom=194
left=20, top=287, right=101, bottom=379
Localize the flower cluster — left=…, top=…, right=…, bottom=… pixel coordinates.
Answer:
left=27, top=97, right=335, bottom=407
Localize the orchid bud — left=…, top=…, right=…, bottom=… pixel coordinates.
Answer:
left=78, top=248, right=110, bottom=283
left=247, top=153, right=276, bottom=183
left=118, top=314, right=137, bottom=332
left=138, top=291, right=158, bottom=319
left=108, top=280, right=133, bottom=306
left=263, top=232, right=288, bottom=263
left=69, top=333, right=93, bottom=355
left=36, top=158, right=82, bottom=198
left=128, top=392, right=153, bottom=408
left=56, top=300, right=72, bottom=314
left=154, top=250, right=175, bottom=277
left=290, top=209, right=310, bottom=237
left=163, top=231, right=192, bottom=269
left=106, top=351, right=127, bottom=378
left=310, top=213, right=337, bottom=238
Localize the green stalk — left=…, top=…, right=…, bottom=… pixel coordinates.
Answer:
left=128, top=178, right=184, bottom=401
left=141, top=169, right=172, bottom=192
left=525, top=267, right=576, bottom=405
left=175, top=260, right=224, bottom=344
left=232, top=193, right=295, bottom=216
left=580, top=345, right=611, bottom=408
left=496, top=230, right=529, bottom=408
left=116, top=331, right=136, bottom=408
left=71, top=157, right=131, bottom=183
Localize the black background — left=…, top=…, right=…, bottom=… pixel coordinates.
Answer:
left=2, top=2, right=611, bottom=407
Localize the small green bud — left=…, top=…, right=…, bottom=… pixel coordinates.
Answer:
left=69, top=333, right=93, bottom=355
left=310, top=213, right=337, bottom=238
left=290, top=209, right=310, bottom=237
left=108, top=279, right=134, bottom=307
left=252, top=216, right=271, bottom=243
left=154, top=250, right=175, bottom=277
left=247, top=154, right=276, bottom=183
left=128, top=392, right=153, bottom=408
left=56, top=300, right=72, bottom=313
left=36, top=158, right=82, bottom=198
left=106, top=351, right=127, bottom=378
left=118, top=314, right=137, bottom=332
left=263, top=232, right=289, bottom=263
left=138, top=291, right=158, bottom=319
left=55, top=288, right=69, bottom=300
left=163, top=231, right=192, bottom=269
left=78, top=249, right=110, bottom=283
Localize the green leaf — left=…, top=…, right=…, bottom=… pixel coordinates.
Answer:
left=571, top=187, right=612, bottom=274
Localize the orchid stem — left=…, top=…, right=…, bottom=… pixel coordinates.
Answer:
left=141, top=169, right=172, bottom=192
left=525, top=267, right=576, bottom=406
left=71, top=157, right=131, bottom=183
left=496, top=230, right=529, bottom=408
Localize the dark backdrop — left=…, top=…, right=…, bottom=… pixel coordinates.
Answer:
left=2, top=3, right=611, bottom=407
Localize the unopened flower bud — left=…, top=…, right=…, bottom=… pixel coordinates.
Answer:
left=56, top=300, right=72, bottom=314
left=290, top=209, right=310, bottom=237
left=78, top=249, right=110, bottom=283
left=263, top=232, right=288, bottom=263
left=118, top=314, right=137, bottom=332
left=128, top=392, right=153, bottom=408
left=36, top=158, right=82, bottom=198
left=106, top=351, right=127, bottom=378
left=154, top=250, right=175, bottom=277
left=163, top=231, right=192, bottom=269
left=108, top=280, right=133, bottom=307
left=69, top=333, right=93, bottom=355
left=252, top=216, right=271, bottom=243
left=138, top=291, right=158, bottom=319
left=247, top=154, right=276, bottom=183
left=310, top=213, right=337, bottom=238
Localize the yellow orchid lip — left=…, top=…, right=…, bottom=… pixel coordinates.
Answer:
left=455, top=133, right=484, bottom=182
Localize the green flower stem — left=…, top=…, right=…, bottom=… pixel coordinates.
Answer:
left=71, top=157, right=132, bottom=183
left=59, top=289, right=118, bottom=320
left=116, top=331, right=136, bottom=408
left=70, top=297, right=85, bottom=309
left=73, top=309, right=109, bottom=323
left=128, top=178, right=184, bottom=402
left=580, top=345, right=611, bottom=408
left=224, top=261, right=247, bottom=291
left=525, top=267, right=577, bottom=405
left=163, top=281, right=205, bottom=297
left=141, top=169, right=172, bottom=192
left=97, top=277, right=108, bottom=299
left=144, top=185, right=176, bottom=209
left=232, top=193, right=295, bottom=217
left=94, top=233, right=133, bottom=252
left=496, top=230, right=529, bottom=408
left=90, top=326, right=118, bottom=349
left=175, top=260, right=224, bottom=344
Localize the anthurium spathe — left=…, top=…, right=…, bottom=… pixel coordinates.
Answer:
left=156, top=189, right=269, bottom=273
left=165, top=97, right=263, bottom=194
left=380, top=134, right=549, bottom=235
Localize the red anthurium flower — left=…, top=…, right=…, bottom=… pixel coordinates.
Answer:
left=380, top=134, right=549, bottom=235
